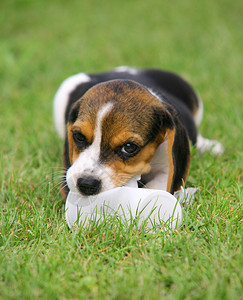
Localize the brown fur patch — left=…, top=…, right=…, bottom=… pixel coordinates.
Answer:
left=67, top=123, right=74, bottom=165
left=166, top=129, right=175, bottom=192
left=106, top=141, right=160, bottom=186
left=110, top=131, right=144, bottom=149
left=67, top=120, right=95, bottom=165
left=60, top=180, right=68, bottom=199
left=71, top=120, right=94, bottom=144
left=67, top=123, right=85, bottom=164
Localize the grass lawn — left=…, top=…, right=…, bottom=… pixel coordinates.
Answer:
left=0, top=0, right=242, bottom=299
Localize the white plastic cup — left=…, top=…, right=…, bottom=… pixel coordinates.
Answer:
left=65, top=187, right=183, bottom=231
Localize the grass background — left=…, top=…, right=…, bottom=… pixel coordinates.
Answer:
left=0, top=0, right=242, bottom=299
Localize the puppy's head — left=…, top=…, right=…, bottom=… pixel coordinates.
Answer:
left=63, top=80, right=189, bottom=198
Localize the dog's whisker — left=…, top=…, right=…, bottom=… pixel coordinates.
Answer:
left=38, top=171, right=66, bottom=191
left=44, top=168, right=65, bottom=176
left=59, top=182, right=69, bottom=195
left=39, top=173, right=65, bottom=185
left=45, top=177, right=67, bottom=194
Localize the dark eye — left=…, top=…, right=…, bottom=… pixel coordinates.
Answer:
left=121, top=142, right=139, bottom=154
left=73, top=131, right=88, bottom=149
left=115, top=141, right=141, bottom=160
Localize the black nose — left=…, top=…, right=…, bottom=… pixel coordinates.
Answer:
left=77, top=176, right=101, bottom=196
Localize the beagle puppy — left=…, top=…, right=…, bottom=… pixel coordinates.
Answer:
left=54, top=67, right=223, bottom=199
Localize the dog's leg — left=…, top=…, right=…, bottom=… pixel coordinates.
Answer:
left=194, top=97, right=224, bottom=155
left=196, top=134, right=224, bottom=155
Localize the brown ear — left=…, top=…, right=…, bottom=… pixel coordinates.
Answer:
left=166, top=116, right=190, bottom=193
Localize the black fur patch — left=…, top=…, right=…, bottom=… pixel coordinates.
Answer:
left=146, top=108, right=174, bottom=142
left=62, top=134, right=71, bottom=196
left=65, top=81, right=95, bottom=124
left=143, top=69, right=199, bottom=112
left=63, top=134, right=70, bottom=165
left=68, top=101, right=80, bottom=123
left=170, top=117, right=190, bottom=193
left=165, top=103, right=197, bottom=145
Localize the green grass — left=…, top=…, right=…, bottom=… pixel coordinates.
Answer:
left=0, top=0, right=242, bottom=299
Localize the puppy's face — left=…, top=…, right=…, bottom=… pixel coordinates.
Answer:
left=65, top=80, right=174, bottom=196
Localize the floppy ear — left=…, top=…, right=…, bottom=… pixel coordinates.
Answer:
left=142, top=105, right=190, bottom=194
left=164, top=106, right=191, bottom=193
left=64, top=100, right=83, bottom=167
left=61, top=99, right=85, bottom=200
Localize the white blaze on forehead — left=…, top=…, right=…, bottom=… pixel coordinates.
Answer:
left=92, top=102, right=113, bottom=154
left=66, top=102, right=115, bottom=193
